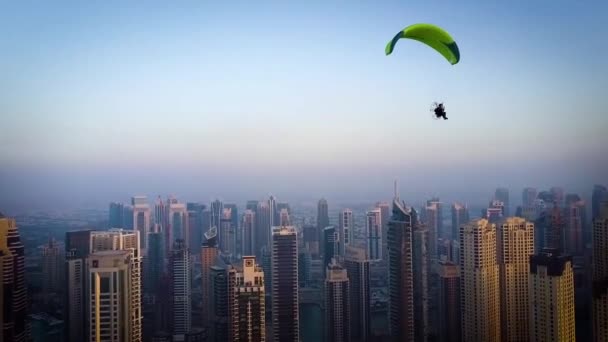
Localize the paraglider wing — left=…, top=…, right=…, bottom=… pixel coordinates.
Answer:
left=385, top=23, right=460, bottom=65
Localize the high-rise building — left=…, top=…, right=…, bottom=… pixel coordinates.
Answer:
left=210, top=200, right=223, bottom=231
left=323, top=226, right=339, bottom=274
left=0, top=214, right=28, bottom=342
left=529, top=250, right=575, bottom=342
left=497, top=217, right=534, bottom=342
left=565, top=199, right=585, bottom=256
left=86, top=250, right=134, bottom=342
left=451, top=202, right=469, bottom=242
left=109, top=202, right=125, bottom=228
left=154, top=196, right=167, bottom=229
left=344, top=246, right=370, bottom=342
left=246, top=200, right=259, bottom=211
left=425, top=198, right=442, bottom=257
left=210, top=264, right=229, bottom=342
left=412, top=224, right=429, bottom=342
left=170, top=240, right=191, bottom=337
left=256, top=201, right=271, bottom=258
left=89, top=229, right=143, bottom=342
left=366, top=208, right=382, bottom=261
left=41, top=237, right=64, bottom=295
left=271, top=226, right=299, bottom=342
left=375, top=201, right=390, bottom=261
left=325, top=259, right=351, bottom=342
left=224, top=203, right=239, bottom=229
left=523, top=187, right=538, bottom=207
left=544, top=204, right=565, bottom=253
left=269, top=196, right=278, bottom=227
left=228, top=256, right=266, bottom=341
left=65, top=230, right=92, bottom=342
left=144, top=231, right=165, bottom=296
left=551, top=187, right=565, bottom=207
left=279, top=208, right=291, bottom=226
left=277, top=202, right=291, bottom=215
left=593, top=201, right=608, bottom=341
left=219, top=208, right=235, bottom=257
left=486, top=199, right=505, bottom=223
left=317, top=198, right=330, bottom=256
left=302, top=225, right=319, bottom=258
left=186, top=202, right=205, bottom=255
left=387, top=196, right=415, bottom=341
left=298, top=250, right=312, bottom=288
left=437, top=261, right=461, bottom=342
left=201, top=227, right=219, bottom=330
left=339, top=209, right=354, bottom=256
left=241, top=210, right=255, bottom=256
left=132, top=196, right=151, bottom=250
left=592, top=185, right=608, bottom=220
left=460, top=219, right=500, bottom=342
left=495, top=187, right=510, bottom=216
left=124, top=205, right=134, bottom=229
left=168, top=201, right=188, bottom=253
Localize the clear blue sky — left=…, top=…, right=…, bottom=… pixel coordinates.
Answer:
left=1, top=0, right=607, bottom=211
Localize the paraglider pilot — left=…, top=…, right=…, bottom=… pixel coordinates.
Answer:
left=433, top=103, right=448, bottom=120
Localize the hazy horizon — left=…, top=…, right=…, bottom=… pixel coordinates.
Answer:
left=2, top=1, right=607, bottom=213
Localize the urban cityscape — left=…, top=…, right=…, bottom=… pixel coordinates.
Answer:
left=2, top=1, right=607, bottom=342
left=1, top=185, right=607, bottom=341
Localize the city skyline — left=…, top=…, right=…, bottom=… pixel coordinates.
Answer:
left=1, top=1, right=607, bottom=212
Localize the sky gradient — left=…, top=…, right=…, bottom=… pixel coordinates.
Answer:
left=1, top=0, right=607, bottom=211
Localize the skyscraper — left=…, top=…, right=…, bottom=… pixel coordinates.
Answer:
left=109, top=202, right=125, bottom=228
left=593, top=201, right=608, bottom=341
left=323, top=226, right=339, bottom=273
left=89, top=229, right=143, bottom=342
left=592, top=184, right=608, bottom=220
left=460, top=219, right=500, bottom=342
left=241, top=209, right=255, bottom=256
left=144, top=231, right=165, bottom=298
left=210, top=199, right=223, bottom=231
left=412, top=223, right=429, bottom=342
left=375, top=201, right=390, bottom=261
left=302, top=225, right=319, bottom=258
left=170, top=240, right=191, bottom=337
left=269, top=195, right=278, bottom=227
left=86, top=250, right=134, bottom=342
left=529, top=250, right=575, bottom=342
left=325, top=259, right=351, bottom=342
left=550, top=187, right=565, bottom=207
left=210, top=264, right=229, bottom=342
left=523, top=187, right=538, bottom=208
left=219, top=208, right=235, bottom=257
left=201, top=227, right=219, bottom=330
left=228, top=256, right=266, bottom=341
left=437, top=261, right=461, bottom=342
left=123, top=205, right=134, bottom=229
left=497, top=217, right=534, bottom=342
left=387, top=196, right=415, bottom=341
left=366, top=208, right=382, bottom=261
left=0, top=214, right=28, bottom=342
left=486, top=199, right=505, bottom=223
left=154, top=196, right=167, bottom=229
left=425, top=198, right=441, bottom=257
left=544, top=204, right=565, bottom=253
left=279, top=208, right=291, bottom=226
left=65, top=230, right=92, bottom=342
left=495, top=187, right=510, bottom=216
left=256, top=201, right=271, bottom=258
left=565, top=198, right=585, bottom=256
left=451, top=202, right=469, bottom=242
left=344, top=246, right=370, bottom=342
left=41, top=237, right=64, bottom=295
left=168, top=201, right=188, bottom=253
left=339, top=209, right=354, bottom=256
left=132, top=196, right=151, bottom=250
left=298, top=249, right=311, bottom=288
left=317, top=198, right=330, bottom=257
left=187, top=202, right=205, bottom=255
left=271, top=226, right=299, bottom=342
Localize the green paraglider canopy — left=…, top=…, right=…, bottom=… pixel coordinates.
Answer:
left=385, top=23, right=460, bottom=65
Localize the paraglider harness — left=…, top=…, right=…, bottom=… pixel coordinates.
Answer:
left=433, top=102, right=448, bottom=120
